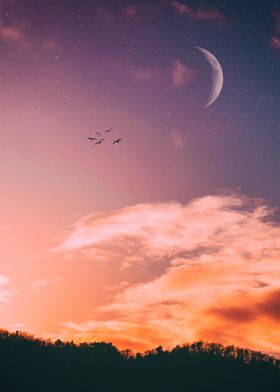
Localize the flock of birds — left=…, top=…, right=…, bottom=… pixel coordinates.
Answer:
left=87, top=128, right=122, bottom=146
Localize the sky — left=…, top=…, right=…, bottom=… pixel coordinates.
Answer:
left=0, top=0, right=280, bottom=356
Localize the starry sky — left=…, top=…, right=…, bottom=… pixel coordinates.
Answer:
left=0, top=0, right=280, bottom=355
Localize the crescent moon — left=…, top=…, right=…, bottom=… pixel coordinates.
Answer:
left=196, top=47, right=223, bottom=108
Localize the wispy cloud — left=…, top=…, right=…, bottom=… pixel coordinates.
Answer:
left=171, top=59, right=197, bottom=88
left=271, top=37, right=280, bottom=50
left=104, top=281, right=130, bottom=292
left=172, top=2, right=226, bottom=27
left=168, top=128, right=188, bottom=148
left=0, top=0, right=17, bottom=6
left=8, top=323, right=25, bottom=331
left=0, top=225, right=13, bottom=231
left=0, top=18, right=58, bottom=50
left=0, top=275, right=9, bottom=285
left=124, top=5, right=139, bottom=18
left=94, top=5, right=117, bottom=25
left=41, top=38, right=58, bottom=51
left=128, top=60, right=197, bottom=87
left=270, top=12, right=280, bottom=51
left=0, top=275, right=11, bottom=303
left=55, top=194, right=280, bottom=354
left=123, top=3, right=161, bottom=18
left=31, top=277, right=61, bottom=291
left=128, top=66, right=160, bottom=81
left=0, top=21, right=30, bottom=47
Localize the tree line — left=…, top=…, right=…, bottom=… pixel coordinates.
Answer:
left=0, top=329, right=279, bottom=391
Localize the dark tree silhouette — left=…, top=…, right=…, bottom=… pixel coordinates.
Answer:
left=0, top=329, right=279, bottom=391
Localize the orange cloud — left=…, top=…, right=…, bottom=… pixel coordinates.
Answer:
left=172, top=2, right=226, bottom=27
left=55, top=194, right=280, bottom=355
left=259, top=289, right=280, bottom=320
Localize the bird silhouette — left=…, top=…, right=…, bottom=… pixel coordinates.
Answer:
left=96, top=131, right=101, bottom=136
left=87, top=137, right=98, bottom=141
left=113, top=138, right=122, bottom=144
left=104, top=127, right=114, bottom=133
left=95, top=138, right=104, bottom=145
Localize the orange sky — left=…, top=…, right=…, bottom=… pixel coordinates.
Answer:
left=1, top=193, right=279, bottom=356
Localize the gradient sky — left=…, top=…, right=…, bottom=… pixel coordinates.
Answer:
left=0, top=0, right=280, bottom=356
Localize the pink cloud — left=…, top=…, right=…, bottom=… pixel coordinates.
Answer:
left=94, top=5, right=116, bottom=25
left=0, top=275, right=11, bottom=303
left=172, top=2, right=226, bottom=27
left=270, top=37, right=280, bottom=50
left=171, top=59, right=197, bottom=88
left=273, top=11, right=280, bottom=29
left=129, top=60, right=197, bottom=86
left=105, top=281, right=130, bottom=292
left=31, top=277, right=61, bottom=291
left=124, top=5, right=138, bottom=18
left=0, top=0, right=17, bottom=5
left=168, top=128, right=188, bottom=148
left=54, top=194, right=280, bottom=355
left=128, top=66, right=159, bottom=81
left=270, top=12, right=280, bottom=52
left=0, top=19, right=57, bottom=50
left=0, top=23, right=29, bottom=47
left=0, top=275, right=9, bottom=285
left=123, top=3, right=162, bottom=18
left=41, top=38, right=58, bottom=51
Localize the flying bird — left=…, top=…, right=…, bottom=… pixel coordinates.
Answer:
left=95, top=138, right=104, bottom=145
left=87, top=137, right=98, bottom=141
left=95, top=131, right=101, bottom=136
left=113, top=138, right=122, bottom=144
left=104, top=127, right=114, bottom=133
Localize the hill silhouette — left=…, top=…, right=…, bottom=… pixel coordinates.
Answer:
left=0, top=329, right=279, bottom=391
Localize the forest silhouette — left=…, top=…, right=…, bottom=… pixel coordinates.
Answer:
left=0, top=329, right=279, bottom=391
